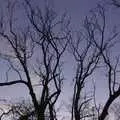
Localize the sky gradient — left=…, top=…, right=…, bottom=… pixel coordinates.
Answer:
left=0, top=0, right=120, bottom=119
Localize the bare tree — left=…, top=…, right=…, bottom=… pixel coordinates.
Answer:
left=0, top=99, right=35, bottom=120
left=84, top=4, right=120, bottom=120
left=70, top=4, right=120, bottom=120
left=69, top=7, right=102, bottom=119
left=0, top=1, right=120, bottom=120
left=0, top=0, right=70, bottom=120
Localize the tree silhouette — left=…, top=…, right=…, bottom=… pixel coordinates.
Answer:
left=0, top=0, right=120, bottom=120
left=0, top=0, right=70, bottom=119
left=85, top=5, right=120, bottom=120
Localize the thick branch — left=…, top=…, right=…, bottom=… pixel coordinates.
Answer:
left=0, top=80, right=28, bottom=87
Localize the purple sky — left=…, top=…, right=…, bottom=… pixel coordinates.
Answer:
left=0, top=0, right=120, bottom=119
left=0, top=0, right=101, bottom=100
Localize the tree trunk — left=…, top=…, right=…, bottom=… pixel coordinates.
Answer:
left=37, top=113, right=45, bottom=120
left=37, top=107, right=45, bottom=120
left=74, top=110, right=80, bottom=120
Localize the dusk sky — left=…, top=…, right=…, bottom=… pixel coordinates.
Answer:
left=0, top=0, right=120, bottom=119
left=0, top=0, right=102, bottom=100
